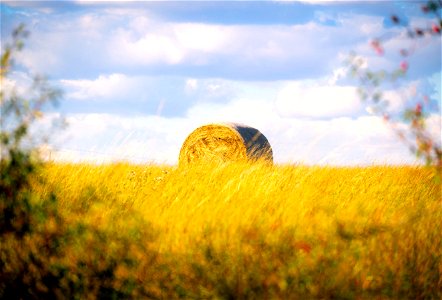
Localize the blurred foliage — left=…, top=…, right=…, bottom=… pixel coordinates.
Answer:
left=346, top=1, right=442, bottom=176
left=0, top=24, right=163, bottom=299
left=0, top=24, right=61, bottom=238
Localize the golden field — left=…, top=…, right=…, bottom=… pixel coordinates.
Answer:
left=3, top=162, right=442, bottom=299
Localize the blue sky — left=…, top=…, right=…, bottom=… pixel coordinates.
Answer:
left=2, top=0, right=441, bottom=165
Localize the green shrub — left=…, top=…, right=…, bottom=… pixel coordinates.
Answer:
left=0, top=24, right=163, bottom=300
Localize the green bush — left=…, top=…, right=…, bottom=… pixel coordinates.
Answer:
left=0, top=24, right=163, bottom=300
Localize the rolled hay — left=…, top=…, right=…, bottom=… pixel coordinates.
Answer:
left=179, top=123, right=273, bottom=165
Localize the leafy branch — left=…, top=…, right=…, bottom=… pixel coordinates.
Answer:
left=347, top=1, right=441, bottom=176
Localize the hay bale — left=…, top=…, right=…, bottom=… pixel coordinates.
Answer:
left=179, top=123, right=273, bottom=165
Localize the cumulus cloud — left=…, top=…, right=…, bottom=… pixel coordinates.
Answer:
left=75, top=0, right=142, bottom=3
left=174, top=23, right=232, bottom=54
left=4, top=1, right=437, bottom=166
left=60, top=73, right=142, bottom=100
left=41, top=69, right=441, bottom=165
left=46, top=113, right=197, bottom=164
left=8, top=5, right=386, bottom=80
left=186, top=98, right=275, bottom=128
left=184, top=94, right=419, bottom=165
left=185, top=78, right=198, bottom=93
left=6, top=0, right=438, bottom=82
left=43, top=104, right=420, bottom=165
left=109, top=28, right=185, bottom=65
left=0, top=71, right=34, bottom=99
left=426, top=113, right=442, bottom=146
left=274, top=82, right=362, bottom=118
left=270, top=116, right=414, bottom=165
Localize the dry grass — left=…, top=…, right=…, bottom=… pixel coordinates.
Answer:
left=23, top=162, right=441, bottom=298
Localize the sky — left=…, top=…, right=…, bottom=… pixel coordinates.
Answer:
left=1, top=0, right=441, bottom=165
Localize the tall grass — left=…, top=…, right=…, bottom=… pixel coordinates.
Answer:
left=11, top=161, right=439, bottom=299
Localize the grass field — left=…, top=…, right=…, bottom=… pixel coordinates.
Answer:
left=3, top=162, right=441, bottom=299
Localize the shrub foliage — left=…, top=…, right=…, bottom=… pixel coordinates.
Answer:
left=0, top=25, right=161, bottom=299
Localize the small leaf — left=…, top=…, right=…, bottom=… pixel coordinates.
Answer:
left=373, top=92, right=382, bottom=103
left=391, top=15, right=400, bottom=24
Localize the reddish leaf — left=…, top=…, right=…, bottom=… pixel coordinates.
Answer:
left=400, top=61, right=409, bottom=72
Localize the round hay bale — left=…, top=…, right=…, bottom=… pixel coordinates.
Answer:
left=179, top=123, right=273, bottom=165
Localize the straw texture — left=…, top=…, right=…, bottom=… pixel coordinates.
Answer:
left=179, top=123, right=273, bottom=165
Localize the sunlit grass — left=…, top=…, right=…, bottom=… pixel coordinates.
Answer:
left=29, top=162, right=441, bottom=298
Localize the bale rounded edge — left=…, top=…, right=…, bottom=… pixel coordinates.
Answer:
left=179, top=123, right=273, bottom=166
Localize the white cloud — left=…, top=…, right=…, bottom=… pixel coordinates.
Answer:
left=60, top=73, right=198, bottom=109
left=49, top=72, right=435, bottom=165
left=123, top=16, right=383, bottom=77
left=0, top=71, right=34, bottom=98
left=275, top=82, right=362, bottom=118
left=267, top=115, right=418, bottom=165
left=7, top=2, right=437, bottom=166
left=47, top=113, right=194, bottom=164
left=9, top=0, right=438, bottom=85
left=109, top=28, right=185, bottom=65
left=60, top=73, right=144, bottom=100
left=429, top=72, right=441, bottom=103
left=75, top=0, right=145, bottom=3
left=18, top=45, right=61, bottom=75
left=106, top=22, right=247, bottom=67
left=381, top=81, right=422, bottom=113
left=186, top=98, right=275, bottom=127
left=174, top=23, right=232, bottom=53
left=185, top=78, right=198, bottom=92
left=38, top=92, right=424, bottom=166
left=185, top=94, right=419, bottom=165
left=107, top=22, right=232, bottom=67
left=14, top=8, right=383, bottom=78
left=425, top=113, right=442, bottom=146
left=276, top=0, right=338, bottom=3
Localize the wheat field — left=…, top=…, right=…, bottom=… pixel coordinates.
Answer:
left=17, top=162, right=439, bottom=298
